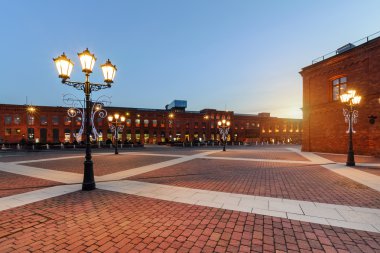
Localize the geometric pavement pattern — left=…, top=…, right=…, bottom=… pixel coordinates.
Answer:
left=0, top=146, right=380, bottom=252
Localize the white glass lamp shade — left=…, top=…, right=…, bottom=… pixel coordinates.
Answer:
left=120, top=116, right=126, bottom=122
left=114, top=113, right=120, bottom=120
left=226, top=121, right=231, bottom=127
left=108, top=116, right=113, bottom=122
left=53, top=53, right=74, bottom=79
left=217, top=121, right=222, bottom=126
left=101, top=59, right=117, bottom=84
left=78, top=48, right=96, bottom=73
left=340, top=93, right=350, bottom=103
left=222, top=119, right=226, bottom=124
left=352, top=96, right=362, bottom=105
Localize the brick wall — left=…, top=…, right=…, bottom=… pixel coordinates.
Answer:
left=301, top=37, right=380, bottom=156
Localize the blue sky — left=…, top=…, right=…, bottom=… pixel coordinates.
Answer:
left=1, top=0, right=379, bottom=118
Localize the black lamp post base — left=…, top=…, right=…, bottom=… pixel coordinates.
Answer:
left=82, top=182, right=96, bottom=191
left=223, top=146, right=226, bottom=152
left=82, top=160, right=96, bottom=191
left=346, top=150, right=355, bottom=166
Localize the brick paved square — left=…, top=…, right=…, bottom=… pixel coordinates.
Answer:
left=1, top=147, right=380, bottom=252
left=208, top=149, right=309, bottom=161
left=0, top=171, right=62, bottom=197
left=22, top=154, right=176, bottom=176
left=130, top=158, right=380, bottom=208
left=1, top=190, right=380, bottom=253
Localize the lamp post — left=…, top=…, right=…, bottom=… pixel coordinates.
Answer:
left=53, top=49, right=117, bottom=191
left=340, top=90, right=361, bottom=166
left=217, top=119, right=230, bottom=151
left=108, top=113, right=126, bottom=154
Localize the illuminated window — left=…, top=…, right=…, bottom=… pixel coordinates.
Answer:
left=14, top=115, right=21, bottom=125
left=194, top=122, right=198, bottom=129
left=126, top=119, right=131, bottom=127
left=135, top=119, right=141, bottom=127
left=332, top=77, right=347, bottom=101
left=152, top=120, right=157, bottom=127
left=28, top=115, right=35, bottom=125
left=15, top=129, right=21, bottom=134
left=144, top=119, right=149, bottom=127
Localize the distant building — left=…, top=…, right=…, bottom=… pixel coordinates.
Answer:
left=0, top=101, right=302, bottom=145
left=300, top=33, right=380, bottom=156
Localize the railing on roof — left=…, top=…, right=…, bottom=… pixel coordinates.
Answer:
left=311, top=31, right=380, bottom=64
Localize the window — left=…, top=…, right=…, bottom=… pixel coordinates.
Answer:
left=332, top=77, right=347, bottom=101
left=152, top=120, right=157, bottom=127
left=144, top=119, right=149, bottom=127
left=135, top=119, right=141, bottom=127
left=14, top=115, right=21, bottom=125
left=194, top=122, right=198, bottom=129
left=15, top=129, right=21, bottom=134
left=4, top=116, right=11, bottom=125
left=40, top=116, right=48, bottom=125
left=76, top=117, right=82, bottom=126
left=52, top=116, right=59, bottom=125
left=97, top=117, right=103, bottom=126
left=126, top=119, right=131, bottom=127
left=64, top=116, right=71, bottom=126
left=5, top=128, right=11, bottom=136
left=28, top=115, right=35, bottom=125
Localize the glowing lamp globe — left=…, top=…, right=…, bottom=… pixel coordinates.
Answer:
left=53, top=53, right=74, bottom=80
left=78, top=48, right=96, bottom=73
left=101, top=59, right=117, bottom=84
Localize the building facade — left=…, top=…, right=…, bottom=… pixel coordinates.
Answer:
left=0, top=102, right=302, bottom=145
left=300, top=34, right=380, bottom=156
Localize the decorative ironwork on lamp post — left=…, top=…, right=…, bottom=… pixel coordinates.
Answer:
left=53, top=48, right=117, bottom=191
left=108, top=113, right=126, bottom=155
left=340, top=90, right=361, bottom=166
left=217, top=119, right=230, bottom=151
left=63, top=94, right=111, bottom=143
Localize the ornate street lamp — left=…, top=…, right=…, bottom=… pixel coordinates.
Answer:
left=53, top=48, right=117, bottom=191
left=217, top=119, right=231, bottom=151
left=340, top=90, right=361, bottom=166
left=108, top=113, right=126, bottom=155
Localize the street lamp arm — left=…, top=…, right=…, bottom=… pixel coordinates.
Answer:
left=62, top=80, right=111, bottom=92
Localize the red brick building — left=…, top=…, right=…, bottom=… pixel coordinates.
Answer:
left=0, top=101, right=302, bottom=145
left=300, top=33, right=380, bottom=156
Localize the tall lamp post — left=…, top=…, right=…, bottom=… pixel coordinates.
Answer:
left=340, top=90, right=361, bottom=166
left=217, top=119, right=230, bottom=151
left=53, top=49, right=117, bottom=191
left=108, top=113, right=126, bottom=155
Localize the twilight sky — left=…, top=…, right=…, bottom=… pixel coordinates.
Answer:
left=0, top=0, right=379, bottom=119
